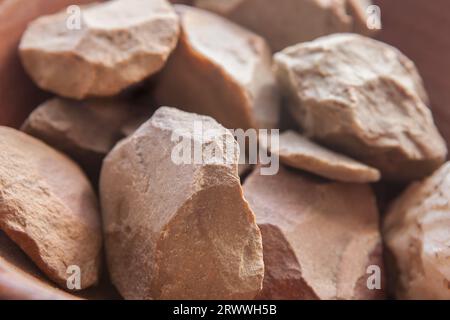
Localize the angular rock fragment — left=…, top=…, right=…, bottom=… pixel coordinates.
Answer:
left=274, top=33, right=447, bottom=181
left=243, top=166, right=385, bottom=300
left=195, top=0, right=374, bottom=52
left=153, top=5, right=279, bottom=130
left=0, top=231, right=78, bottom=300
left=21, top=97, right=153, bottom=180
left=269, top=130, right=380, bottom=183
left=100, top=107, right=264, bottom=299
left=19, top=0, right=180, bottom=99
left=383, top=162, right=450, bottom=300
left=0, top=127, right=102, bottom=289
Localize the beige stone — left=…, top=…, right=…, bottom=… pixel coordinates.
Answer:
left=100, top=107, right=264, bottom=299
left=153, top=5, right=279, bottom=130
left=243, top=166, right=385, bottom=300
left=275, top=33, right=447, bottom=181
left=195, top=0, right=374, bottom=52
left=0, top=231, right=79, bottom=300
left=269, top=130, right=380, bottom=182
left=19, top=0, right=180, bottom=99
left=383, top=162, right=450, bottom=300
left=21, top=97, right=153, bottom=179
left=0, top=127, right=102, bottom=289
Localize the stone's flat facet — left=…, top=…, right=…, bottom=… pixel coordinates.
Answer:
left=100, top=107, right=264, bottom=300
left=0, top=231, right=79, bottom=300
left=243, top=166, right=385, bottom=300
left=275, top=33, right=447, bottom=181
left=0, top=127, right=102, bottom=289
left=19, top=0, right=180, bottom=99
left=195, top=0, right=374, bottom=52
left=21, top=97, right=153, bottom=180
left=383, top=162, right=450, bottom=300
left=270, top=130, right=380, bottom=183
left=153, top=5, right=279, bottom=130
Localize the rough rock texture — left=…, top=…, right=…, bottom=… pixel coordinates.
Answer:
left=275, top=33, right=447, bottom=181
left=270, top=130, right=380, bottom=182
left=0, top=231, right=78, bottom=300
left=244, top=166, right=385, bottom=300
left=153, top=5, right=279, bottom=130
left=0, top=0, right=101, bottom=128
left=100, top=107, right=264, bottom=299
left=383, top=162, right=450, bottom=300
left=0, top=127, right=102, bottom=289
left=19, top=0, right=180, bottom=99
left=21, top=97, right=153, bottom=180
left=195, top=0, right=374, bottom=52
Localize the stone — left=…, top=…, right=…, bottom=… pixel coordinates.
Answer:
left=0, top=127, right=102, bottom=289
left=195, top=0, right=374, bottom=52
left=100, top=107, right=264, bottom=299
left=274, top=33, right=447, bottom=181
left=21, top=97, right=153, bottom=180
left=0, top=0, right=101, bottom=128
left=269, top=130, right=380, bottom=182
left=383, top=162, right=450, bottom=300
left=375, top=0, right=450, bottom=158
left=0, top=231, right=79, bottom=300
left=243, top=166, right=385, bottom=300
left=19, top=0, right=180, bottom=99
left=153, top=5, right=279, bottom=130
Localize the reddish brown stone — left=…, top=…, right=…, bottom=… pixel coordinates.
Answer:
left=383, top=162, right=450, bottom=299
left=244, top=166, right=386, bottom=300
left=0, top=127, right=102, bottom=289
left=275, top=33, right=447, bottom=181
left=21, top=97, right=153, bottom=180
left=195, top=0, right=375, bottom=51
left=100, top=107, right=264, bottom=299
left=153, top=5, right=279, bottom=130
left=19, top=0, right=180, bottom=99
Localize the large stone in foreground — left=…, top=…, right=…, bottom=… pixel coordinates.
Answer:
left=19, top=0, right=180, bottom=99
left=275, top=33, right=447, bottom=181
left=100, top=107, right=264, bottom=299
left=21, top=97, right=152, bottom=180
left=153, top=5, right=279, bottom=130
left=0, top=127, right=102, bottom=289
left=270, top=130, right=380, bottom=183
left=244, top=166, right=385, bottom=300
left=383, top=162, right=450, bottom=300
left=195, top=0, right=374, bottom=52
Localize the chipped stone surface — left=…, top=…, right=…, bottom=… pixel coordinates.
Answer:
left=274, top=33, right=447, bottom=181
left=153, top=5, right=279, bottom=130
left=270, top=130, right=380, bottom=182
left=0, top=231, right=79, bottom=300
left=0, top=127, right=102, bottom=289
left=19, top=0, right=180, bottom=99
left=195, top=0, right=374, bottom=52
left=21, top=97, right=152, bottom=180
left=100, top=107, right=264, bottom=299
left=383, top=162, right=450, bottom=300
left=244, top=166, right=385, bottom=300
